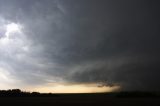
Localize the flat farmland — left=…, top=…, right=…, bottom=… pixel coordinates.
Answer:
left=0, top=94, right=159, bottom=106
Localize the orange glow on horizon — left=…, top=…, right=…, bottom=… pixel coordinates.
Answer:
left=25, top=83, right=120, bottom=93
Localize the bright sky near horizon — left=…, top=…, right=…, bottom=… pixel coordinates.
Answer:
left=0, top=21, right=119, bottom=93
left=0, top=0, right=160, bottom=93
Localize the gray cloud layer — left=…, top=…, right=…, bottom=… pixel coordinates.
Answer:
left=0, top=0, right=160, bottom=91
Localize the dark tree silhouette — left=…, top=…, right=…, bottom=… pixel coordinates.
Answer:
left=0, top=89, right=58, bottom=97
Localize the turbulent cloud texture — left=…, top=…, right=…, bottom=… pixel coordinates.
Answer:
left=0, top=0, right=160, bottom=91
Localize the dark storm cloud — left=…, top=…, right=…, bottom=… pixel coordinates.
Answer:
left=0, top=0, right=160, bottom=91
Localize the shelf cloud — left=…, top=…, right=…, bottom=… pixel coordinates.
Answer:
left=0, top=0, right=160, bottom=92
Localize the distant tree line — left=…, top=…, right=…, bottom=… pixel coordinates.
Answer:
left=0, top=89, right=160, bottom=98
left=114, top=91, right=160, bottom=98
left=0, top=89, right=58, bottom=97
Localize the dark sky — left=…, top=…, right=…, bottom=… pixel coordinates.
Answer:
left=0, top=0, right=160, bottom=92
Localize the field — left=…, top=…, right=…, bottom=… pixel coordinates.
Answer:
left=0, top=93, right=160, bottom=106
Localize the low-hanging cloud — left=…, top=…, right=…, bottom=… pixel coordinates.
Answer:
left=0, top=0, right=160, bottom=91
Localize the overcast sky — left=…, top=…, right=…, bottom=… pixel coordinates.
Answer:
left=0, top=0, right=160, bottom=92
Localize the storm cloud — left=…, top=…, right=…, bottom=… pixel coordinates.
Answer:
left=0, top=0, right=160, bottom=91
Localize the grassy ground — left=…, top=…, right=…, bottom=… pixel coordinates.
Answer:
left=0, top=93, right=160, bottom=106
